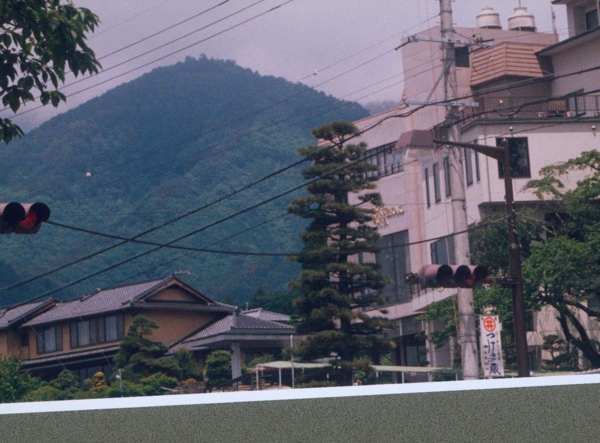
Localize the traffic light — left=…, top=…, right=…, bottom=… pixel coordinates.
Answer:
left=416, top=264, right=488, bottom=288
left=0, top=202, right=50, bottom=234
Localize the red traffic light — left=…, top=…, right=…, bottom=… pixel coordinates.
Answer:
left=0, top=202, right=50, bottom=233
left=417, top=264, right=488, bottom=288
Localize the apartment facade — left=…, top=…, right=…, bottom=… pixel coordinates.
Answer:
left=353, top=1, right=600, bottom=372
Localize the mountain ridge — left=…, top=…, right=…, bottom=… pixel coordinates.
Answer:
left=0, top=55, right=369, bottom=307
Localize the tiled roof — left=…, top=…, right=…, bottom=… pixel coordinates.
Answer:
left=242, top=308, right=290, bottom=323
left=470, top=42, right=552, bottom=87
left=182, top=313, right=294, bottom=342
left=20, top=344, right=120, bottom=368
left=21, top=276, right=209, bottom=327
left=0, top=298, right=55, bottom=329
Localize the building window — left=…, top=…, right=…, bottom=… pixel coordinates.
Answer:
left=464, top=148, right=474, bottom=185
left=364, top=143, right=405, bottom=178
left=475, top=151, right=480, bottom=182
left=443, top=157, right=452, bottom=197
left=424, top=168, right=431, bottom=208
left=431, top=236, right=455, bottom=264
left=497, top=137, right=531, bottom=178
left=20, top=333, right=29, bottom=347
left=377, top=230, right=411, bottom=304
left=433, top=163, right=441, bottom=202
left=586, top=9, right=598, bottom=30
left=455, top=46, right=470, bottom=68
left=36, top=325, right=63, bottom=354
left=70, top=314, right=124, bottom=349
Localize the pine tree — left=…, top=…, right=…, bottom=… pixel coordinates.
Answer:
left=288, top=121, right=393, bottom=367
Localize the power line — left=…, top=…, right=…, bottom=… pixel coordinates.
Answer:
left=6, top=43, right=598, bottom=299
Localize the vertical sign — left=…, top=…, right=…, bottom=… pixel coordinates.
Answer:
left=479, top=315, right=504, bottom=377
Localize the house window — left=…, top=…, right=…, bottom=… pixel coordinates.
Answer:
left=377, top=230, right=411, bottom=303
left=36, top=325, right=63, bottom=354
left=70, top=314, right=124, bottom=348
left=424, top=168, right=431, bottom=207
left=464, top=148, right=474, bottom=185
left=433, top=163, right=441, bottom=202
left=431, top=236, right=455, bottom=264
left=443, top=157, right=452, bottom=197
left=497, top=137, right=531, bottom=179
left=475, top=151, right=480, bottom=182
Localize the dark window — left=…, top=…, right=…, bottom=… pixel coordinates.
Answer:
left=431, top=236, right=455, bottom=264
left=586, top=9, right=598, bottom=30
left=20, top=333, right=29, bottom=347
left=70, top=314, right=124, bottom=348
left=377, top=231, right=411, bottom=303
left=433, top=163, right=441, bottom=202
left=475, top=151, right=480, bottom=181
left=424, top=168, right=431, bottom=208
left=455, top=46, right=470, bottom=68
left=443, top=157, right=452, bottom=196
left=464, top=148, right=474, bottom=185
left=36, top=325, right=63, bottom=354
left=497, top=137, right=531, bottom=179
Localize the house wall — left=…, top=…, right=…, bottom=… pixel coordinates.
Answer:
left=135, top=310, right=218, bottom=347
left=19, top=308, right=220, bottom=362
left=550, top=36, right=600, bottom=96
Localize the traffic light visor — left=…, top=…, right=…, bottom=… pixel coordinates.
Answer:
left=0, top=202, right=50, bottom=233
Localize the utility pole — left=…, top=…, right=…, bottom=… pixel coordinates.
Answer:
left=432, top=138, right=530, bottom=377
left=440, top=0, right=479, bottom=380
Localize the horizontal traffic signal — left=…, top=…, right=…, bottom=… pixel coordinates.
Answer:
left=0, top=202, right=50, bottom=234
left=414, top=264, right=489, bottom=288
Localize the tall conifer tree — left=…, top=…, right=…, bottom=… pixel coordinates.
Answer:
left=288, top=121, right=392, bottom=365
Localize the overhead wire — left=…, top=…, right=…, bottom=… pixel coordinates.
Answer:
left=2, top=12, right=592, bottom=300
left=7, top=61, right=599, bottom=299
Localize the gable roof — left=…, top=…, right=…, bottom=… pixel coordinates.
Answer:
left=187, top=312, right=294, bottom=340
left=21, top=276, right=227, bottom=327
left=169, top=312, right=295, bottom=353
left=0, top=298, right=56, bottom=330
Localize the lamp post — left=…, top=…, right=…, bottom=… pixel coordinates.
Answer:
left=433, top=138, right=530, bottom=377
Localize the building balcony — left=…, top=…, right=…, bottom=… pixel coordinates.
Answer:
left=458, top=94, right=600, bottom=127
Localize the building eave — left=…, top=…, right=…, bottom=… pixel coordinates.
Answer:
left=537, top=27, right=600, bottom=56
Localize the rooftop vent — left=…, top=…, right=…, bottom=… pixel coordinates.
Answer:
left=508, top=6, right=536, bottom=32
left=476, top=7, right=502, bottom=29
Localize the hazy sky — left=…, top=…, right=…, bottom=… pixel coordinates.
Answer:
left=11, top=0, right=568, bottom=129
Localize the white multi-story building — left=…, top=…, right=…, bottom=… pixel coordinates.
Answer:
left=352, top=1, right=600, bottom=374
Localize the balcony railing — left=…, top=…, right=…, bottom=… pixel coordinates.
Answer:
left=458, top=94, right=600, bottom=126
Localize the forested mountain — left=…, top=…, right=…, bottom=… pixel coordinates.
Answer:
left=0, top=55, right=368, bottom=307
